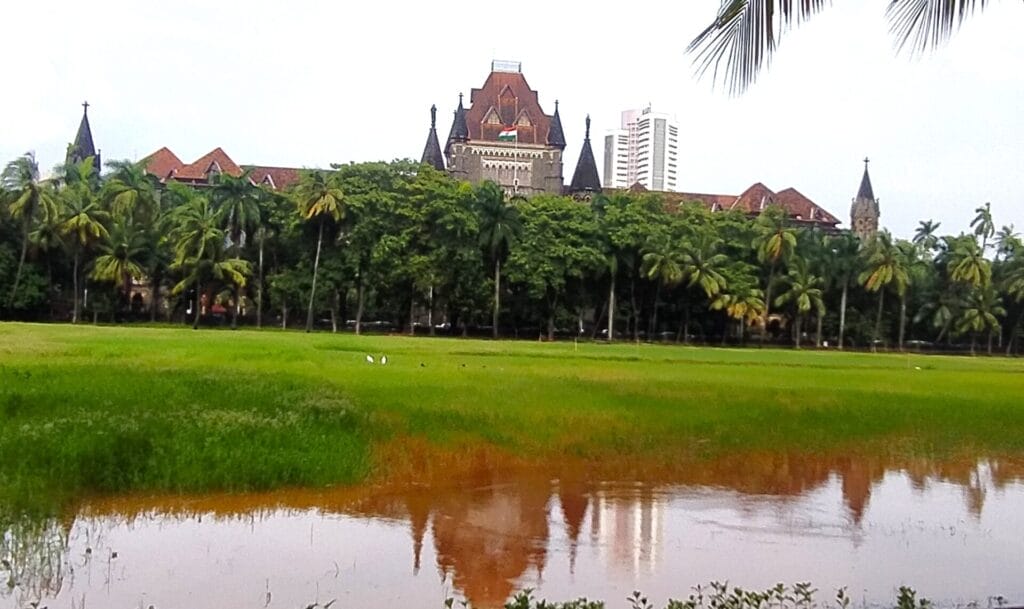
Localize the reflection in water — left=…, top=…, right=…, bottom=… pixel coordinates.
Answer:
left=3, top=455, right=1024, bottom=609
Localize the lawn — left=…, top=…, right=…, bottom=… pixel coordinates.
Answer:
left=1, top=322, right=1022, bottom=517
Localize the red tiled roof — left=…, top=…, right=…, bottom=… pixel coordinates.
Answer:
left=610, top=182, right=841, bottom=228
left=731, top=182, right=777, bottom=213
left=141, top=147, right=183, bottom=181
left=775, top=187, right=840, bottom=224
left=245, top=165, right=301, bottom=191
left=465, top=71, right=553, bottom=146
left=174, top=148, right=244, bottom=181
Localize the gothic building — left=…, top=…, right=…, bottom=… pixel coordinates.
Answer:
left=430, top=61, right=567, bottom=196
left=66, top=102, right=101, bottom=171
left=850, top=158, right=879, bottom=241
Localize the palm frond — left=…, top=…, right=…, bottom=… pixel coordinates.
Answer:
left=687, top=0, right=832, bottom=95
left=887, top=0, right=988, bottom=55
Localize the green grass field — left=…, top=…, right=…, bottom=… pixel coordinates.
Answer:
left=1, top=322, right=1023, bottom=517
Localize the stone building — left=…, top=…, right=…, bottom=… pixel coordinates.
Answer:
left=434, top=60, right=567, bottom=196
left=850, top=158, right=879, bottom=241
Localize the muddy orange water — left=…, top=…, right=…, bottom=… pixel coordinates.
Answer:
left=3, top=453, right=1024, bottom=609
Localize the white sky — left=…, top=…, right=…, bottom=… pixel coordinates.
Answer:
left=2, top=1, right=1022, bottom=239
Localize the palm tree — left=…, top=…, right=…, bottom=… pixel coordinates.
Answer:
left=102, top=160, right=158, bottom=224
left=641, top=234, right=683, bottom=342
left=60, top=174, right=110, bottom=323
left=896, top=239, right=928, bottom=351
left=774, top=258, right=825, bottom=348
left=947, top=235, right=991, bottom=288
left=859, top=231, right=910, bottom=352
left=913, top=219, right=942, bottom=256
left=956, top=284, right=1005, bottom=355
left=710, top=263, right=765, bottom=344
left=475, top=181, right=520, bottom=339
left=210, top=171, right=262, bottom=328
left=971, top=202, right=995, bottom=253
left=827, top=231, right=861, bottom=349
left=689, top=1, right=999, bottom=94
left=994, top=224, right=1021, bottom=262
left=91, top=219, right=147, bottom=319
left=1002, top=252, right=1024, bottom=354
left=3, top=152, right=59, bottom=308
left=168, top=189, right=250, bottom=329
left=293, top=170, right=345, bottom=333
left=752, top=207, right=796, bottom=342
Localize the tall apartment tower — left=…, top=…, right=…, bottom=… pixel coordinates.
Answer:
left=602, top=106, right=679, bottom=191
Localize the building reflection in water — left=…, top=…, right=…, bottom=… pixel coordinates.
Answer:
left=4, top=455, right=1024, bottom=609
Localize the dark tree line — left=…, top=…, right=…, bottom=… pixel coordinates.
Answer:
left=2, top=154, right=1022, bottom=354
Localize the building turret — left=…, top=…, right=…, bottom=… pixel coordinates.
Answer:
left=66, top=101, right=100, bottom=171
left=850, top=157, right=879, bottom=241
left=420, top=105, right=445, bottom=171
left=445, top=93, right=469, bottom=151
left=568, top=115, right=601, bottom=198
left=547, top=100, right=566, bottom=149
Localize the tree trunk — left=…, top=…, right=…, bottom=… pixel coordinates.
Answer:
left=607, top=275, right=616, bottom=342
left=72, top=250, right=80, bottom=324
left=305, top=221, right=324, bottom=333
left=257, top=236, right=265, bottom=329
left=591, top=299, right=607, bottom=340
left=493, top=259, right=501, bottom=339
left=409, top=298, right=416, bottom=336
left=684, top=308, right=691, bottom=345
left=898, top=293, right=907, bottom=352
left=794, top=316, right=802, bottom=349
left=762, top=265, right=776, bottom=344
left=873, top=290, right=885, bottom=353
left=231, top=279, right=240, bottom=330
left=971, top=334, right=977, bottom=356
left=739, top=317, right=746, bottom=346
left=330, top=290, right=338, bottom=333
left=355, top=278, right=365, bottom=336
left=630, top=276, right=638, bottom=342
left=192, top=283, right=202, bottom=330
left=428, top=285, right=435, bottom=336
left=816, top=313, right=823, bottom=348
left=650, top=282, right=662, bottom=337
left=8, top=228, right=29, bottom=308
left=547, top=314, right=555, bottom=342
left=149, top=270, right=161, bottom=323
left=282, top=303, right=288, bottom=329
left=838, top=282, right=848, bottom=349
left=1007, top=310, right=1024, bottom=356
left=988, top=330, right=994, bottom=355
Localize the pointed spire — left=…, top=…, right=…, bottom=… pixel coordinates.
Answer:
left=857, top=157, right=875, bottom=201
left=446, top=93, right=469, bottom=152
left=569, top=114, right=601, bottom=195
left=420, top=104, right=445, bottom=171
left=547, top=99, right=566, bottom=149
left=67, top=101, right=98, bottom=167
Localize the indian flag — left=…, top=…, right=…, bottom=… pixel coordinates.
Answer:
left=498, top=127, right=517, bottom=141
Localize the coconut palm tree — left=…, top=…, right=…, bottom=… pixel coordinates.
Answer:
left=971, top=202, right=995, bottom=253
left=210, top=171, right=262, bottom=328
left=60, top=179, right=110, bottom=323
left=859, top=231, right=910, bottom=351
left=994, top=224, right=1021, bottom=262
left=710, top=263, right=765, bottom=344
left=293, top=170, right=345, bottom=333
left=2, top=152, right=59, bottom=308
left=913, top=219, right=942, bottom=256
left=642, top=234, right=684, bottom=341
left=956, top=284, right=1005, bottom=355
left=102, top=160, right=158, bottom=224
left=168, top=188, right=250, bottom=329
left=774, top=258, right=825, bottom=348
left=826, top=231, right=861, bottom=349
left=91, top=219, right=147, bottom=319
left=689, top=0, right=1000, bottom=94
left=475, top=181, right=521, bottom=339
left=947, top=235, right=991, bottom=288
left=751, top=207, right=796, bottom=342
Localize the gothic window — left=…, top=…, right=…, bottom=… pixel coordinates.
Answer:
left=484, top=108, right=501, bottom=125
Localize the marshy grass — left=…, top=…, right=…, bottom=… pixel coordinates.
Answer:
left=1, top=322, right=1023, bottom=517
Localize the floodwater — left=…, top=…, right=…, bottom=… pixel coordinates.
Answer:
left=3, top=454, right=1024, bottom=609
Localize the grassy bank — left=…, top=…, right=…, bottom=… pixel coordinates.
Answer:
left=2, top=322, right=1023, bottom=516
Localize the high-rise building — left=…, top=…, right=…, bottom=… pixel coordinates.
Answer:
left=602, top=106, right=679, bottom=191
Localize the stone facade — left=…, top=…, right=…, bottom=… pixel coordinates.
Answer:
left=443, top=62, right=565, bottom=197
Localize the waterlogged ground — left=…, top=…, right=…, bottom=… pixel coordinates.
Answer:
left=3, top=454, right=1023, bottom=609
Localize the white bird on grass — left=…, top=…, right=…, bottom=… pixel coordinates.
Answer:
left=381, top=355, right=388, bottom=365
left=365, top=355, right=374, bottom=364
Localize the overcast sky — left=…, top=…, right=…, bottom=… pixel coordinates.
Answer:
left=3, top=1, right=1022, bottom=239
